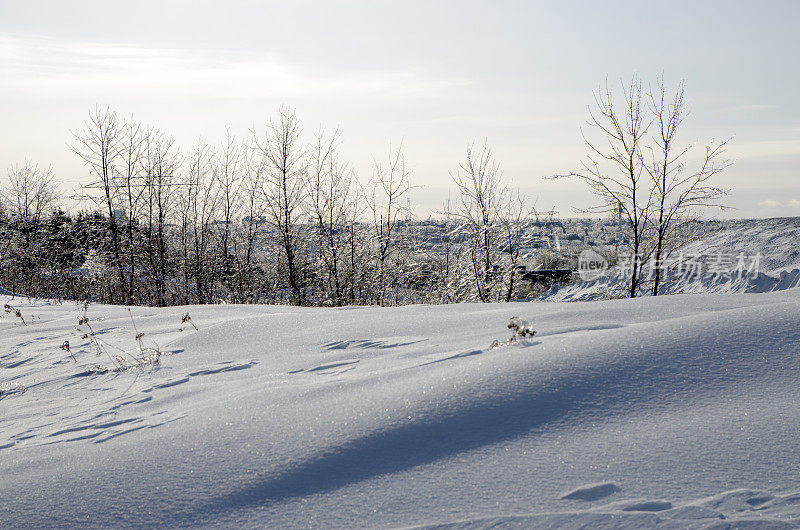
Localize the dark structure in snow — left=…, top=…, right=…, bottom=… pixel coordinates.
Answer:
left=521, top=268, right=573, bottom=287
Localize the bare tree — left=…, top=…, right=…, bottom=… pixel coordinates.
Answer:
left=213, top=130, right=244, bottom=264
left=254, top=107, right=308, bottom=306
left=71, top=106, right=127, bottom=300
left=499, top=192, right=534, bottom=302
left=452, top=142, right=504, bottom=302
left=141, top=128, right=181, bottom=306
left=4, top=161, right=57, bottom=228
left=117, top=117, right=147, bottom=301
left=365, top=143, right=412, bottom=306
left=554, top=76, right=653, bottom=297
left=307, top=129, right=358, bottom=306
left=237, top=148, right=266, bottom=302
left=646, top=76, right=731, bottom=295
left=0, top=161, right=59, bottom=298
left=179, top=140, right=219, bottom=303
left=431, top=200, right=469, bottom=303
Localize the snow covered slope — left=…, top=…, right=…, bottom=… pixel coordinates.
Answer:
left=2, top=292, right=800, bottom=528
left=680, top=217, right=800, bottom=275
left=543, top=217, right=800, bottom=301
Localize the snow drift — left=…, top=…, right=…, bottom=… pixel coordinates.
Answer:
left=2, top=290, right=800, bottom=528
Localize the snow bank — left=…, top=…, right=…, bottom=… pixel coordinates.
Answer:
left=2, top=291, right=800, bottom=527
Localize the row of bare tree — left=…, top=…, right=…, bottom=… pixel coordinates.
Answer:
left=1, top=74, right=730, bottom=305
left=1, top=107, right=541, bottom=306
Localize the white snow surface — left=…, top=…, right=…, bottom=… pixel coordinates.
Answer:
left=2, top=291, right=800, bottom=528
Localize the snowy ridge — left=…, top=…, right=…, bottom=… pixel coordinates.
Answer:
left=2, top=292, right=800, bottom=527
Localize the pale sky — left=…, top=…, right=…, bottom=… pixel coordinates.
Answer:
left=1, top=0, right=799, bottom=218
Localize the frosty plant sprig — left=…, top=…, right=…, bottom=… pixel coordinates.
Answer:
left=507, top=317, right=536, bottom=339
left=490, top=317, right=536, bottom=350
left=3, top=303, right=27, bottom=326
left=180, top=313, right=198, bottom=331
left=128, top=308, right=146, bottom=352
left=60, top=340, right=76, bottom=363
left=73, top=301, right=162, bottom=373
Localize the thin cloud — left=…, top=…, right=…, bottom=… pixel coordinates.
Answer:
left=758, top=199, right=800, bottom=209
left=0, top=34, right=466, bottom=102
left=731, top=139, right=800, bottom=160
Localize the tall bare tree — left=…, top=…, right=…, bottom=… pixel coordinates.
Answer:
left=452, top=142, right=503, bottom=302
left=71, top=106, right=127, bottom=300
left=555, top=76, right=653, bottom=297
left=141, top=128, right=181, bottom=306
left=365, top=143, right=411, bottom=306
left=213, top=130, right=244, bottom=264
left=646, top=76, right=731, bottom=295
left=499, top=192, right=534, bottom=302
left=307, top=129, right=358, bottom=306
left=117, top=117, right=147, bottom=300
left=179, top=140, right=219, bottom=303
left=254, top=107, right=308, bottom=305
left=238, top=149, right=266, bottom=300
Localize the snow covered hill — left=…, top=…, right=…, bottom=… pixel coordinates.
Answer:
left=2, top=291, right=800, bottom=528
left=542, top=217, right=800, bottom=301
left=681, top=217, right=800, bottom=275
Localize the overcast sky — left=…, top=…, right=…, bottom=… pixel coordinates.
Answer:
left=1, top=0, right=798, bottom=218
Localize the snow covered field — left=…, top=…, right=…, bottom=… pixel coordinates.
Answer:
left=2, top=289, right=800, bottom=528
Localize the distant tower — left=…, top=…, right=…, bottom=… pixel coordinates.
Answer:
left=616, top=200, right=624, bottom=251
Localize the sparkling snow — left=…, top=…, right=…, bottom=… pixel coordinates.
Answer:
left=2, top=290, right=800, bottom=527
